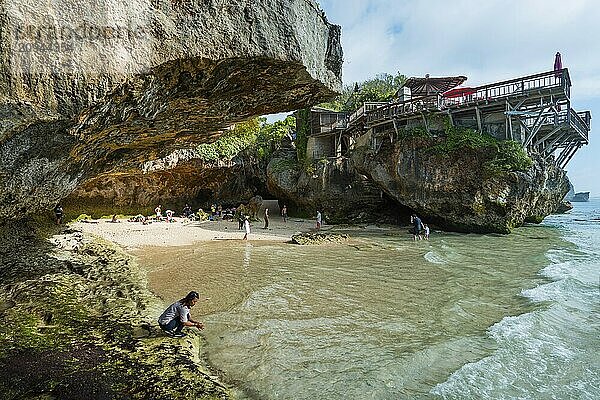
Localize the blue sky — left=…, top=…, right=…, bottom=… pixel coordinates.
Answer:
left=317, top=0, right=600, bottom=195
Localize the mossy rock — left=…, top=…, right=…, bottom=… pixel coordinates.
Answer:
left=525, top=215, right=545, bottom=224
left=291, top=232, right=349, bottom=245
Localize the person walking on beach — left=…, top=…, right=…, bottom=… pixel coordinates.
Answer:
left=53, top=204, right=64, bottom=225
left=155, top=204, right=162, bottom=221
left=411, top=214, right=423, bottom=241
left=238, top=211, right=244, bottom=230
left=316, top=210, right=322, bottom=230
left=158, top=291, right=205, bottom=338
left=424, top=224, right=430, bottom=240
left=263, top=208, right=269, bottom=229
left=281, top=204, right=288, bottom=223
left=243, top=216, right=251, bottom=240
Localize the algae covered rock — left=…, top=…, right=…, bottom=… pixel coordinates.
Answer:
left=291, top=232, right=349, bottom=245
left=0, top=224, right=231, bottom=398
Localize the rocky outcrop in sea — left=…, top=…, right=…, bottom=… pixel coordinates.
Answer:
left=267, top=135, right=569, bottom=233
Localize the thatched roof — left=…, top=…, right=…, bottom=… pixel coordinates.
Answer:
left=398, top=74, right=467, bottom=96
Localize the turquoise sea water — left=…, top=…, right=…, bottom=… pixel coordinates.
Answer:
left=142, top=200, right=599, bottom=399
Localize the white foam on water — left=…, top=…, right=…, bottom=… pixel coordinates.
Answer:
left=424, top=251, right=447, bottom=265
left=431, top=308, right=597, bottom=399
left=433, top=202, right=600, bottom=399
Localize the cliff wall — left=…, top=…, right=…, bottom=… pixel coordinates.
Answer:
left=0, top=0, right=342, bottom=219
left=266, top=135, right=569, bottom=233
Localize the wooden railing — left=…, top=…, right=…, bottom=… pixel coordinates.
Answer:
left=320, top=116, right=349, bottom=132
left=349, top=102, right=388, bottom=124
left=520, top=107, right=588, bottom=137
left=366, top=69, right=572, bottom=124
left=442, top=68, right=570, bottom=107
left=569, top=109, right=590, bottom=141
left=577, top=111, right=591, bottom=129
left=367, top=95, right=440, bottom=124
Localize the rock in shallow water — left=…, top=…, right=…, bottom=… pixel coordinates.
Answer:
left=291, top=232, right=349, bottom=245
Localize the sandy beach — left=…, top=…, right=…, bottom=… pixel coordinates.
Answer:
left=72, top=216, right=318, bottom=249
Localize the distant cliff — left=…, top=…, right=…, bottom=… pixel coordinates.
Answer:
left=572, top=192, right=590, bottom=202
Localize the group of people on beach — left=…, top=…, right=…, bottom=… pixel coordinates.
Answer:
left=241, top=205, right=319, bottom=239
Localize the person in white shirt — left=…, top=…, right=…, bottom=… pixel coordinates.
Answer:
left=243, top=216, right=251, bottom=240
left=263, top=208, right=269, bottom=229
left=316, top=210, right=322, bottom=230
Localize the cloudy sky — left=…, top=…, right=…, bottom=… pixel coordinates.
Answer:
left=318, top=0, right=600, bottom=196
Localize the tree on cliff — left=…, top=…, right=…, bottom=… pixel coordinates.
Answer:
left=196, top=116, right=295, bottom=163
left=319, top=72, right=407, bottom=112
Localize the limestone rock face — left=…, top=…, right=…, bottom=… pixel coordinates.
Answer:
left=266, top=140, right=400, bottom=223
left=0, top=0, right=342, bottom=219
left=267, top=135, right=568, bottom=233
left=64, top=154, right=266, bottom=216
left=351, top=138, right=569, bottom=233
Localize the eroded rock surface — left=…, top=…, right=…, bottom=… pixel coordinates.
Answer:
left=291, top=232, right=349, bottom=245
left=0, top=223, right=230, bottom=398
left=0, top=0, right=342, bottom=219
left=351, top=138, right=569, bottom=233
left=267, top=135, right=569, bottom=233
left=266, top=136, right=402, bottom=224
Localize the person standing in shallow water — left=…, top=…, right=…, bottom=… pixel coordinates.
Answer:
left=158, top=291, right=204, bottom=338
left=243, top=216, right=251, bottom=240
left=411, top=214, right=423, bottom=241
left=281, top=205, right=288, bottom=223
left=316, top=210, right=322, bottom=230
left=263, top=208, right=269, bottom=229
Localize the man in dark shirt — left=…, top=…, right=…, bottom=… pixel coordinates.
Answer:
left=54, top=204, right=63, bottom=225
left=411, top=214, right=423, bottom=241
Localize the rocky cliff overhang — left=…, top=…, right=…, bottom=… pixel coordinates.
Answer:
left=0, top=0, right=342, bottom=219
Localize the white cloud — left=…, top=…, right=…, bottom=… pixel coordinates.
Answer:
left=321, top=0, right=600, bottom=85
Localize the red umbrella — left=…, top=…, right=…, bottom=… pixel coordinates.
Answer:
left=554, top=52, right=562, bottom=77
left=442, top=87, right=475, bottom=98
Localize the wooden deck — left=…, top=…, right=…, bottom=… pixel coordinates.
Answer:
left=360, top=68, right=591, bottom=168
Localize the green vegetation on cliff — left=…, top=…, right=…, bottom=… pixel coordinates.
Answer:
left=295, top=108, right=311, bottom=162
left=417, top=118, right=534, bottom=173
left=319, top=72, right=407, bottom=112
left=196, top=116, right=295, bottom=163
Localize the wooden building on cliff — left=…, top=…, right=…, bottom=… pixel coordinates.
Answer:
left=294, top=106, right=349, bottom=160
left=364, top=69, right=591, bottom=168
left=296, top=68, right=591, bottom=168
